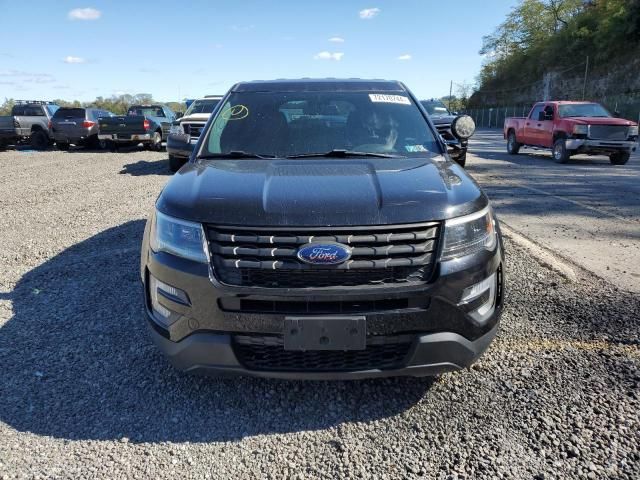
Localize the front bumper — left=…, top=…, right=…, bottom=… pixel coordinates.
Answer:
left=565, top=138, right=637, bottom=154
left=147, top=321, right=499, bottom=379
left=141, top=222, right=505, bottom=378
left=166, top=134, right=196, bottom=158
left=98, top=133, right=152, bottom=143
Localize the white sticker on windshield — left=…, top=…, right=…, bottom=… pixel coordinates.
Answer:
left=369, top=94, right=411, bottom=105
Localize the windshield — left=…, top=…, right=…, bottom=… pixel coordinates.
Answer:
left=558, top=103, right=611, bottom=118
left=46, top=105, right=60, bottom=116
left=127, top=106, right=165, bottom=117
left=184, top=99, right=220, bottom=116
left=202, top=91, right=439, bottom=158
left=420, top=100, right=450, bottom=116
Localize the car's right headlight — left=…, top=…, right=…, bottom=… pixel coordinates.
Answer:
left=441, top=206, right=497, bottom=261
left=573, top=124, right=588, bottom=135
left=149, top=210, right=208, bottom=263
left=169, top=123, right=184, bottom=136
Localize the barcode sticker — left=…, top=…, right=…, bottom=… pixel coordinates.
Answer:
left=369, top=94, right=411, bottom=105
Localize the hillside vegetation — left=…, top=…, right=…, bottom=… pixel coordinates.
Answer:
left=472, top=0, right=640, bottom=105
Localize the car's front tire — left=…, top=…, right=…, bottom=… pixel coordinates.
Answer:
left=609, top=152, right=630, bottom=165
left=552, top=138, right=570, bottom=163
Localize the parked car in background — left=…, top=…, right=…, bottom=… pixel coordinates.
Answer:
left=0, top=100, right=59, bottom=150
left=0, top=116, right=19, bottom=150
left=140, top=78, right=503, bottom=379
left=98, top=104, right=178, bottom=151
left=167, top=95, right=223, bottom=172
left=420, top=99, right=473, bottom=167
left=504, top=101, right=638, bottom=164
left=51, top=107, right=114, bottom=150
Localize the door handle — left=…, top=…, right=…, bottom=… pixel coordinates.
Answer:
left=526, top=122, right=530, bottom=126
left=537, top=123, right=542, bottom=127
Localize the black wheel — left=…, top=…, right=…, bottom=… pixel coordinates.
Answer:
left=30, top=130, right=49, bottom=150
left=453, top=151, right=466, bottom=168
left=507, top=130, right=520, bottom=154
left=150, top=130, right=163, bottom=151
left=88, top=135, right=106, bottom=150
left=169, top=155, right=186, bottom=173
left=552, top=138, right=570, bottom=163
left=609, top=152, right=630, bottom=165
left=56, top=142, right=70, bottom=151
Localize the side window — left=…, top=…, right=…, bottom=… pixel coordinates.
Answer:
left=529, top=105, right=544, bottom=121
left=12, top=106, right=25, bottom=116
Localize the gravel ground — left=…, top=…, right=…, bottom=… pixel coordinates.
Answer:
left=0, top=148, right=638, bottom=479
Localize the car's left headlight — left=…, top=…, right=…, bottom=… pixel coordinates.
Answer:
left=629, top=125, right=639, bottom=137
left=441, top=206, right=497, bottom=260
left=149, top=210, right=208, bottom=263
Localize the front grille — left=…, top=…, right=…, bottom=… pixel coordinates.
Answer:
left=219, top=297, right=429, bottom=314
left=183, top=122, right=205, bottom=138
left=233, top=334, right=412, bottom=372
left=206, top=223, right=440, bottom=288
left=588, top=125, right=628, bottom=141
left=436, top=124, right=456, bottom=141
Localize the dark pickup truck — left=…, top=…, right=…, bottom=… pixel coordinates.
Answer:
left=98, top=104, right=177, bottom=151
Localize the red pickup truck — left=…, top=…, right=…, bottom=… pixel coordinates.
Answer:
left=504, top=101, right=638, bottom=165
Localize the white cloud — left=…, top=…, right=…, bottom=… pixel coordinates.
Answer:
left=328, top=36, right=344, bottom=43
left=314, top=51, right=344, bottom=61
left=64, top=56, right=86, bottom=64
left=359, top=8, right=380, bottom=19
left=68, top=8, right=102, bottom=20
left=397, top=54, right=412, bottom=61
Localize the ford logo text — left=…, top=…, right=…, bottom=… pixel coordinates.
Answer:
left=297, top=242, right=352, bottom=265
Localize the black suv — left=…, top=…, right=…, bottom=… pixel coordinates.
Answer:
left=421, top=99, right=472, bottom=167
left=141, top=79, right=504, bottom=379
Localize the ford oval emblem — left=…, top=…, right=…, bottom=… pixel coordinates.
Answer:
left=297, top=242, right=352, bottom=265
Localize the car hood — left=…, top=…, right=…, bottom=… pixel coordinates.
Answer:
left=157, top=157, right=487, bottom=227
left=429, top=114, right=457, bottom=126
left=565, top=117, right=636, bottom=126
left=179, top=113, right=211, bottom=123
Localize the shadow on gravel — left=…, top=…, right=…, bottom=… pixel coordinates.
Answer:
left=119, top=158, right=172, bottom=176
left=0, top=221, right=432, bottom=443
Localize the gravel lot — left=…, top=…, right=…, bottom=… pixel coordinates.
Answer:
left=0, top=147, right=638, bottom=479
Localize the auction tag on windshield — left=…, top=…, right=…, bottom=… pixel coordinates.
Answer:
left=369, top=94, right=411, bottom=105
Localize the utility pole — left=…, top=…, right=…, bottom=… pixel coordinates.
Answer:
left=448, top=81, right=453, bottom=111
left=582, top=56, right=589, bottom=100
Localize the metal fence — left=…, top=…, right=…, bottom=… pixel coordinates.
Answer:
left=466, top=96, right=640, bottom=130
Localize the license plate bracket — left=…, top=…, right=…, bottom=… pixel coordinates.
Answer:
left=284, top=316, right=366, bottom=351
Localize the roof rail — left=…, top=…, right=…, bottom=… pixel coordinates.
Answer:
left=14, top=100, right=57, bottom=105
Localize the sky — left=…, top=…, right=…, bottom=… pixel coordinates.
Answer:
left=0, top=0, right=518, bottom=103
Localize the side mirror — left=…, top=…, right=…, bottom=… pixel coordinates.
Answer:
left=613, top=111, right=620, bottom=118
left=451, top=111, right=459, bottom=116
left=451, top=115, right=476, bottom=140
left=175, top=112, right=183, bottom=120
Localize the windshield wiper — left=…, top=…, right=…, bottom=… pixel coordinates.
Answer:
left=286, top=149, right=402, bottom=159
left=197, top=151, right=275, bottom=160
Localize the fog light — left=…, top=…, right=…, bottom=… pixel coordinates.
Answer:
left=459, top=272, right=497, bottom=323
left=149, top=275, right=173, bottom=320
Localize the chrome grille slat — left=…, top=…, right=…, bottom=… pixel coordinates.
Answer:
left=206, top=223, right=441, bottom=288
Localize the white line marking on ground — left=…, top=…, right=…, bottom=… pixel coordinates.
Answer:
left=500, top=223, right=578, bottom=282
